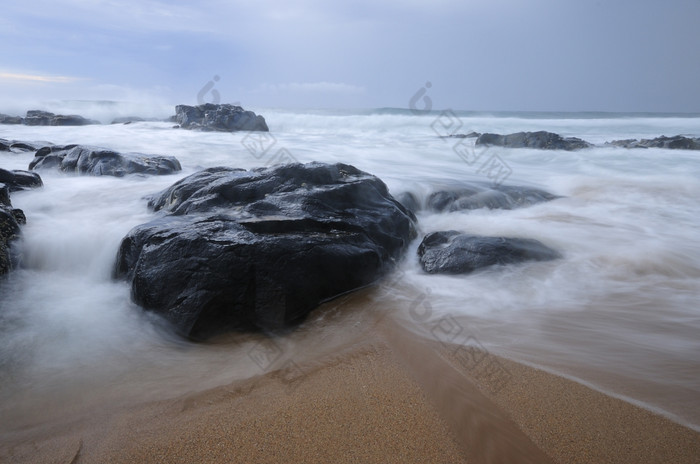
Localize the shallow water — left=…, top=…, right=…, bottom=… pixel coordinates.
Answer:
left=1, top=109, right=699, bottom=432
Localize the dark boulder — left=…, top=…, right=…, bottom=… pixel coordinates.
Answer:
left=607, top=135, right=700, bottom=150
left=29, top=145, right=181, bottom=177
left=0, top=184, right=26, bottom=276
left=0, top=169, right=43, bottom=192
left=442, top=132, right=481, bottom=139
left=174, top=103, right=269, bottom=132
left=476, top=131, right=591, bottom=150
left=115, top=162, right=416, bottom=338
left=417, top=230, right=561, bottom=274
left=23, top=110, right=99, bottom=126
left=0, top=114, right=23, bottom=125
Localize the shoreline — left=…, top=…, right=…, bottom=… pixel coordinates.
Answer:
left=2, top=307, right=698, bottom=464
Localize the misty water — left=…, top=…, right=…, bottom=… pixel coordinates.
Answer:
left=1, top=108, right=699, bottom=433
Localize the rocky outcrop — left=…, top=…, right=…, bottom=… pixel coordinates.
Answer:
left=0, top=169, right=43, bottom=192
left=417, top=230, right=561, bottom=274
left=396, top=183, right=559, bottom=214
left=606, top=135, right=700, bottom=150
left=174, top=103, right=269, bottom=132
left=0, top=184, right=26, bottom=276
left=476, top=131, right=591, bottom=150
left=0, top=114, right=23, bottom=125
left=115, top=162, right=416, bottom=338
left=29, top=145, right=181, bottom=177
left=0, top=139, right=50, bottom=152
left=23, top=110, right=99, bottom=126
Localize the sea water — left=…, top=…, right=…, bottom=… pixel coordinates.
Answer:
left=1, top=108, right=699, bottom=432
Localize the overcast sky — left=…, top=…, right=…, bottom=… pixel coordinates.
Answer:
left=1, top=0, right=699, bottom=113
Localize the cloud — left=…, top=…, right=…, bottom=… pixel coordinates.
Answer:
left=0, top=71, right=86, bottom=84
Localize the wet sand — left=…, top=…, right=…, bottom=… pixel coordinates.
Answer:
left=2, top=311, right=698, bottom=464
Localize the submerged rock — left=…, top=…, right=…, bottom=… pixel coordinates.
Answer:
left=607, top=135, right=700, bottom=150
left=476, top=131, right=591, bottom=150
left=115, top=162, right=416, bottom=338
left=23, top=110, right=99, bottom=126
left=417, top=230, right=561, bottom=274
left=0, top=169, right=43, bottom=191
left=0, top=184, right=26, bottom=276
left=396, top=183, right=559, bottom=214
left=29, top=145, right=181, bottom=177
left=174, top=103, right=269, bottom=132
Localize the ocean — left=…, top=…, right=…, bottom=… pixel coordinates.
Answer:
left=1, top=107, right=699, bottom=433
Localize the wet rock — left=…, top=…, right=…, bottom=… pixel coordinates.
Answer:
left=23, top=110, right=99, bottom=126
left=476, top=131, right=591, bottom=150
left=115, top=162, right=416, bottom=338
left=0, top=184, right=26, bottom=276
left=29, top=145, right=181, bottom=177
left=607, top=135, right=700, bottom=150
left=425, top=184, right=558, bottom=212
left=0, top=114, right=23, bottom=125
left=418, top=230, right=561, bottom=274
left=174, top=103, right=269, bottom=132
left=0, top=169, right=43, bottom=192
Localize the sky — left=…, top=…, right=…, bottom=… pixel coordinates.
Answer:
left=1, top=0, right=700, bottom=114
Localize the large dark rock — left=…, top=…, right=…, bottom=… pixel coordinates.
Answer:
left=396, top=183, right=559, bottom=214
left=476, top=131, right=591, bottom=150
left=0, top=184, right=26, bottom=276
left=174, top=103, right=269, bottom=132
left=23, top=110, right=99, bottom=126
left=0, top=114, right=23, bottom=125
left=115, top=162, right=416, bottom=338
left=606, top=135, right=700, bottom=150
left=29, top=145, right=181, bottom=177
left=418, top=231, right=561, bottom=274
left=0, top=169, right=43, bottom=192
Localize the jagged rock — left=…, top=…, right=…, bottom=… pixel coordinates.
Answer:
left=29, top=145, right=181, bottom=177
left=23, top=110, right=99, bottom=126
left=0, top=114, right=23, bottom=125
left=0, top=184, right=26, bottom=276
left=115, top=162, right=416, bottom=338
left=476, top=131, right=591, bottom=150
left=607, top=135, right=700, bottom=150
left=174, top=103, right=268, bottom=132
left=417, top=230, right=561, bottom=274
left=0, top=169, right=43, bottom=192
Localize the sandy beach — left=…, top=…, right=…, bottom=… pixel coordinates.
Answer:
left=2, top=295, right=698, bottom=464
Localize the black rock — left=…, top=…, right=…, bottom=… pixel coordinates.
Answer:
left=114, top=162, right=416, bottom=338
left=417, top=231, right=561, bottom=274
left=476, top=131, right=591, bottom=150
left=0, top=114, right=23, bottom=125
left=607, top=135, right=700, bottom=150
left=174, top=103, right=269, bottom=132
left=23, top=110, right=99, bottom=126
left=0, top=169, right=43, bottom=192
left=0, top=184, right=26, bottom=276
left=29, top=145, right=181, bottom=177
